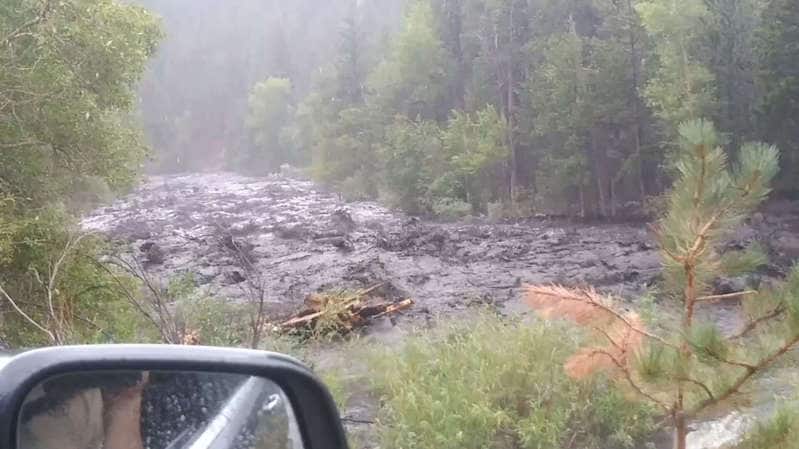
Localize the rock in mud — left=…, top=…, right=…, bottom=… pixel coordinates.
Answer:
left=220, top=235, right=254, bottom=255
left=140, top=241, right=165, bottom=265
left=274, top=224, right=309, bottom=241
left=330, top=209, right=356, bottom=234
left=712, top=276, right=749, bottom=295
left=227, top=270, right=246, bottom=284
left=313, top=235, right=355, bottom=252
left=773, top=231, right=799, bottom=261
left=195, top=265, right=221, bottom=285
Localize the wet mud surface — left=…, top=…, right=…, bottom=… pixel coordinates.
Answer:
left=83, top=172, right=799, bottom=323
left=82, top=172, right=799, bottom=449
left=83, top=173, right=659, bottom=318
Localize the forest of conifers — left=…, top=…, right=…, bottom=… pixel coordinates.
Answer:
left=141, top=0, right=799, bottom=219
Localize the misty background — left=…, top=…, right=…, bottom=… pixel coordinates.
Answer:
left=134, top=0, right=406, bottom=173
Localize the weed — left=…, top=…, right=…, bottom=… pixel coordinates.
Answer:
left=366, top=313, right=655, bottom=449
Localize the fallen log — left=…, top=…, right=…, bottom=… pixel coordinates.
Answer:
left=370, top=299, right=413, bottom=319
left=279, top=310, right=326, bottom=328
left=279, top=284, right=413, bottom=333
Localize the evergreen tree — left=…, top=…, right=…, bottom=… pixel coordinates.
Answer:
left=757, top=0, right=799, bottom=193
left=369, top=1, right=449, bottom=121
left=528, top=30, right=593, bottom=215
left=636, top=0, right=718, bottom=133
left=439, top=105, right=509, bottom=211
left=527, top=119, right=789, bottom=449
left=243, top=77, right=295, bottom=171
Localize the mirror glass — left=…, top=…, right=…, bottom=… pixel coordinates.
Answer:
left=17, top=370, right=303, bottom=449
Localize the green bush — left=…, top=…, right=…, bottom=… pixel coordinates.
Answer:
left=487, top=200, right=507, bottom=222
left=431, top=197, right=473, bottom=220
left=367, top=314, right=656, bottom=449
left=0, top=206, right=157, bottom=346
left=175, top=293, right=250, bottom=347
left=338, top=170, right=376, bottom=202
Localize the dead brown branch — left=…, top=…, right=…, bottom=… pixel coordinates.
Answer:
left=0, top=232, right=92, bottom=344
left=101, top=254, right=180, bottom=344
left=215, top=224, right=268, bottom=348
left=525, top=284, right=676, bottom=349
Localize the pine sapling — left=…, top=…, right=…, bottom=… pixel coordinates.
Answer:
left=526, top=119, right=797, bottom=449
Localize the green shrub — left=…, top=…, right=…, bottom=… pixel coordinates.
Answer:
left=367, top=314, right=655, bottom=449
left=319, top=368, right=350, bottom=410
left=431, top=197, right=472, bottom=220
left=338, top=170, right=376, bottom=202
left=175, top=294, right=249, bottom=347
left=0, top=206, right=158, bottom=346
left=67, top=175, right=115, bottom=213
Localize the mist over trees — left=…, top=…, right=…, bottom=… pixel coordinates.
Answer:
left=135, top=0, right=405, bottom=173
left=135, top=0, right=798, bottom=219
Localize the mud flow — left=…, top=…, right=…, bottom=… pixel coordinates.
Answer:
left=83, top=173, right=799, bottom=321
left=82, top=173, right=663, bottom=318
left=83, top=172, right=799, bottom=449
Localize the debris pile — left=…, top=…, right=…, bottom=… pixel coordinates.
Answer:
left=280, top=284, right=413, bottom=336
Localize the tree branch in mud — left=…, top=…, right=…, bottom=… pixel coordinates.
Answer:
left=694, top=290, right=757, bottom=303
left=215, top=225, right=268, bottom=348
left=279, top=284, right=413, bottom=336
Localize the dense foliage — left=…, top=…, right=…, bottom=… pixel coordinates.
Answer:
left=219, top=0, right=799, bottom=218
left=368, top=314, right=656, bottom=449
left=0, top=0, right=162, bottom=345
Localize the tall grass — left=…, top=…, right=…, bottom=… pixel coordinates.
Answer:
left=367, top=313, right=656, bottom=449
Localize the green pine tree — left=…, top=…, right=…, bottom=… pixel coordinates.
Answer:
left=527, top=119, right=794, bottom=449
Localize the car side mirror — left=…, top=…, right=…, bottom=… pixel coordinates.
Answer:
left=0, top=345, right=348, bottom=449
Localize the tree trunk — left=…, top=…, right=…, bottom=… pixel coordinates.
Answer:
left=507, top=2, right=518, bottom=202
left=591, top=131, right=607, bottom=218
left=627, top=0, right=646, bottom=199
left=673, top=410, right=688, bottom=449
left=610, top=178, right=617, bottom=218
left=446, top=0, right=466, bottom=110
left=579, top=185, right=586, bottom=218
left=596, top=174, right=607, bottom=218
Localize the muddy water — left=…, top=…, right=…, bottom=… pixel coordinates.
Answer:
left=82, top=172, right=799, bottom=449
left=82, top=173, right=665, bottom=318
